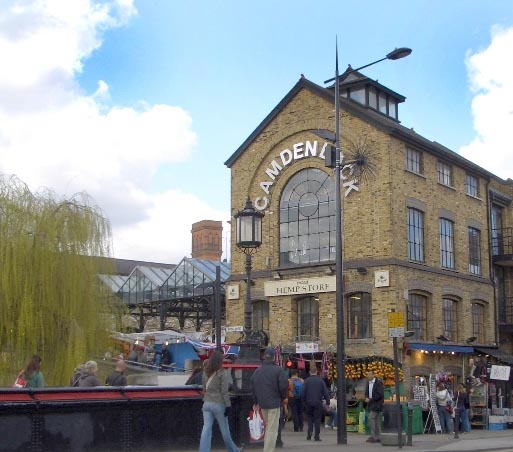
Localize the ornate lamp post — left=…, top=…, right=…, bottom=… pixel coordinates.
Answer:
left=324, top=44, right=411, bottom=445
left=235, top=198, right=264, bottom=342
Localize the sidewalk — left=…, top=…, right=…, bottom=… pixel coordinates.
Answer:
left=196, top=425, right=513, bottom=452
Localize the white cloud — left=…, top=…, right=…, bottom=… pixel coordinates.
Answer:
left=0, top=0, right=224, bottom=264
left=460, top=26, right=513, bottom=180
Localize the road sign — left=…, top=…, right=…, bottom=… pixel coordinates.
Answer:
left=225, top=326, right=243, bottom=332
left=388, top=312, right=405, bottom=337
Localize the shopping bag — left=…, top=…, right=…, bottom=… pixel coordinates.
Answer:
left=247, top=409, right=265, bottom=442
left=13, top=373, right=27, bottom=388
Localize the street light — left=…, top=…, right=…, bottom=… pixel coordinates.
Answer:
left=326, top=42, right=411, bottom=445
left=235, top=198, right=264, bottom=341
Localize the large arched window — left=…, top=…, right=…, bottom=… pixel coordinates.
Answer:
left=347, top=292, right=372, bottom=339
left=279, top=168, right=335, bottom=266
left=297, top=296, right=319, bottom=341
left=442, top=297, right=458, bottom=341
left=252, top=300, right=269, bottom=334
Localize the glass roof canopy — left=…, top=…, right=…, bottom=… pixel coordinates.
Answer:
left=117, top=257, right=231, bottom=306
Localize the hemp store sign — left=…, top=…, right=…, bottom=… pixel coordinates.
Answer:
left=264, top=276, right=336, bottom=297
left=254, top=140, right=360, bottom=211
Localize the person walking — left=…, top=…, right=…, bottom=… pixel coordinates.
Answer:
left=198, top=350, right=241, bottom=452
left=288, top=369, right=304, bottom=432
left=105, top=360, right=127, bottom=386
left=365, top=370, right=384, bottom=443
left=78, top=361, right=102, bottom=387
left=301, top=365, right=330, bottom=442
left=456, top=383, right=471, bottom=433
left=250, top=347, right=288, bottom=452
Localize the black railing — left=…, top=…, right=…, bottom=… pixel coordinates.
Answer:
left=498, top=296, right=513, bottom=325
left=491, top=227, right=513, bottom=256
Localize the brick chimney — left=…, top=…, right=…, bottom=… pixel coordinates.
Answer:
left=191, top=220, right=223, bottom=261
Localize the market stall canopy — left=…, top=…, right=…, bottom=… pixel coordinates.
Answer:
left=474, top=347, right=513, bottom=365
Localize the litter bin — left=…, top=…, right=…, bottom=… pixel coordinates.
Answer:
left=382, top=403, right=403, bottom=432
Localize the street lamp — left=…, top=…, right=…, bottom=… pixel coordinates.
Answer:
left=235, top=198, right=264, bottom=341
left=326, top=43, right=411, bottom=445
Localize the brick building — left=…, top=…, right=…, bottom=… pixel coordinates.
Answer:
left=224, top=69, right=513, bottom=390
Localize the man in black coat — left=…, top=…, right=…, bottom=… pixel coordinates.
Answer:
left=364, top=370, right=384, bottom=443
left=301, top=366, right=330, bottom=441
left=251, top=347, right=288, bottom=452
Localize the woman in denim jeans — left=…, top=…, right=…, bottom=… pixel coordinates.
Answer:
left=199, top=351, right=242, bottom=452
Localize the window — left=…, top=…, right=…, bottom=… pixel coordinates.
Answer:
left=378, top=92, right=387, bottom=114
left=407, top=293, right=428, bottom=340
left=491, top=206, right=503, bottom=256
left=437, top=161, right=453, bottom=186
left=442, top=298, right=458, bottom=341
left=350, top=88, right=365, bottom=104
left=465, top=174, right=479, bottom=197
left=347, top=292, right=372, bottom=339
left=279, top=168, right=336, bottom=266
left=471, top=303, right=485, bottom=343
left=439, top=218, right=455, bottom=269
left=406, top=148, right=423, bottom=174
left=407, top=208, right=424, bottom=262
left=468, top=227, right=481, bottom=275
left=252, top=300, right=269, bottom=334
left=297, top=296, right=319, bottom=341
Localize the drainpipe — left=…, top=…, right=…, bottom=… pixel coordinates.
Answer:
left=486, top=179, right=499, bottom=348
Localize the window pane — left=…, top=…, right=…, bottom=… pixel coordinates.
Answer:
left=468, top=227, right=481, bottom=275
left=465, top=174, right=479, bottom=197
left=347, top=292, right=372, bottom=338
left=406, top=148, right=422, bottom=174
left=442, top=298, right=457, bottom=341
left=407, top=208, right=424, bottom=262
left=439, top=218, right=454, bottom=269
left=350, top=88, right=365, bottom=104
left=437, top=161, right=453, bottom=186
left=407, top=293, right=427, bottom=340
left=297, top=296, right=319, bottom=340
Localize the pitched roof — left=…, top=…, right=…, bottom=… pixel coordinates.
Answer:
left=224, top=76, right=499, bottom=181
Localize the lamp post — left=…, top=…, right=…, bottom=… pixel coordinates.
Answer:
left=325, top=43, right=411, bottom=445
left=235, top=198, right=264, bottom=341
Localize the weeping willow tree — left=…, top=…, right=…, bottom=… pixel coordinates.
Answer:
left=0, top=175, right=121, bottom=387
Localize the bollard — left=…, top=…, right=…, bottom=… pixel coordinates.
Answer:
left=453, top=407, right=459, bottom=439
left=407, top=405, right=413, bottom=446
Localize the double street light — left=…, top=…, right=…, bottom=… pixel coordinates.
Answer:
left=325, top=44, right=411, bottom=445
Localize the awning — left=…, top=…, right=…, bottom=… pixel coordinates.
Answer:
left=474, top=347, right=513, bottom=365
left=406, top=343, right=474, bottom=354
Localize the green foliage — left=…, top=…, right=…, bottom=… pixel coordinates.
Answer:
left=0, top=175, right=120, bottom=386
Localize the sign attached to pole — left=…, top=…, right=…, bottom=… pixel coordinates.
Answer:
left=388, top=311, right=405, bottom=338
left=225, top=326, right=243, bottom=333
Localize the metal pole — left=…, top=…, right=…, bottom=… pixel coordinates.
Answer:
left=407, top=404, right=413, bottom=446
left=334, top=39, right=348, bottom=445
left=215, top=265, right=222, bottom=351
left=244, top=253, right=252, bottom=337
left=393, top=336, right=403, bottom=448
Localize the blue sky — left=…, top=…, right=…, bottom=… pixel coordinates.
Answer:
left=1, top=1, right=512, bottom=263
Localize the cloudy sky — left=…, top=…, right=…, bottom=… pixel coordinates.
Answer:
left=1, top=1, right=512, bottom=264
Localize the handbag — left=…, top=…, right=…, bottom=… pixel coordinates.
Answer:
left=13, top=373, right=27, bottom=388
left=445, top=402, right=453, bottom=414
left=247, top=408, right=265, bottom=442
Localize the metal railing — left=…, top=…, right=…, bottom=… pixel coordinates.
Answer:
left=491, top=227, right=513, bottom=256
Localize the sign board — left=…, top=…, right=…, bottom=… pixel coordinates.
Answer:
left=490, top=365, right=511, bottom=381
left=388, top=311, right=405, bottom=338
left=296, top=342, right=319, bottom=354
left=264, top=276, right=335, bottom=297
left=375, top=270, right=390, bottom=287
left=225, top=326, right=243, bottom=333
left=226, top=284, right=239, bottom=300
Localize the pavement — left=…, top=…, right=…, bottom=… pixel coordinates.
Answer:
left=199, top=425, right=513, bottom=452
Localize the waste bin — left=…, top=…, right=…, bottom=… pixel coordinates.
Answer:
left=382, top=403, right=403, bottom=432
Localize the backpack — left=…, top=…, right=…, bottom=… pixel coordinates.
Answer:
left=292, top=378, right=303, bottom=398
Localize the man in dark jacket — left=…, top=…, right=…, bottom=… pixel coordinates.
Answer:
left=364, top=370, right=384, bottom=443
left=251, top=347, right=288, bottom=452
left=301, top=366, right=330, bottom=441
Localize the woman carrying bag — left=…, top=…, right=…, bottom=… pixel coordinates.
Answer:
left=198, top=350, right=242, bottom=452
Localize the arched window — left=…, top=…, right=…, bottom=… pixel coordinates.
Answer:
left=252, top=300, right=269, bottom=334
left=347, top=292, right=372, bottom=338
left=407, top=292, right=428, bottom=340
left=279, top=168, right=335, bottom=266
left=442, top=297, right=458, bottom=341
left=297, top=296, right=319, bottom=341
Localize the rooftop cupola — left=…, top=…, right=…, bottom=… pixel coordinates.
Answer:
left=329, top=64, right=406, bottom=122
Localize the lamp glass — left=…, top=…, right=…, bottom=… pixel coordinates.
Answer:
left=235, top=202, right=263, bottom=249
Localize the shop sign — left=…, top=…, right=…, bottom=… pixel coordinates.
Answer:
left=296, top=342, right=319, bottom=353
left=254, top=140, right=360, bottom=211
left=490, top=365, right=510, bottom=381
left=264, top=276, right=335, bottom=297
